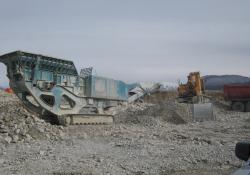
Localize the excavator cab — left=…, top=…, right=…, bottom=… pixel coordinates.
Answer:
left=177, top=72, right=205, bottom=102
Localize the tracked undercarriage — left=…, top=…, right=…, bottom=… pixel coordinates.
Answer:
left=0, top=51, right=157, bottom=125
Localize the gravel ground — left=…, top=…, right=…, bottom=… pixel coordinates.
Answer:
left=0, top=91, right=249, bottom=175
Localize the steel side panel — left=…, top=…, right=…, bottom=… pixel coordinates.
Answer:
left=193, top=103, right=214, bottom=121
left=86, top=76, right=128, bottom=101
left=224, top=85, right=250, bottom=101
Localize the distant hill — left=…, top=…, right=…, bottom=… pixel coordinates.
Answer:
left=203, top=75, right=250, bottom=90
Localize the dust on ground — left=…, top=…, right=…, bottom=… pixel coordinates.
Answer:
left=0, top=90, right=249, bottom=175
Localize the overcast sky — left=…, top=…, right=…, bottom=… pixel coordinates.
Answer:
left=0, top=0, right=250, bottom=87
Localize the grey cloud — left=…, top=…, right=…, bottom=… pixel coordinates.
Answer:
left=0, top=0, right=250, bottom=87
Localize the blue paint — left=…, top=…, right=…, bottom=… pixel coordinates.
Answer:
left=85, top=75, right=129, bottom=100
left=52, top=87, right=63, bottom=107
left=41, top=71, right=53, bottom=81
left=1, top=51, right=135, bottom=102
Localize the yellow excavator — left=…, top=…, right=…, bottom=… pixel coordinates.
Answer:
left=177, top=72, right=214, bottom=121
left=177, top=72, right=205, bottom=103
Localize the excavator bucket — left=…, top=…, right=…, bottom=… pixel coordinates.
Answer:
left=192, top=103, right=214, bottom=122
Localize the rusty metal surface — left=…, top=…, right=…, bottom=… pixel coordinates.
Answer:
left=224, top=85, right=250, bottom=101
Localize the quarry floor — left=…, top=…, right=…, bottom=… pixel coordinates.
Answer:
left=0, top=91, right=249, bottom=175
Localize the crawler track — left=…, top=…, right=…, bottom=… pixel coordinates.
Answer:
left=57, top=114, right=114, bottom=126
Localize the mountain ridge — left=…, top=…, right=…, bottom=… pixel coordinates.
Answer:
left=203, top=75, right=250, bottom=90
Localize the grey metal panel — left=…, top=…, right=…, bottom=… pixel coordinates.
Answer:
left=84, top=75, right=128, bottom=100
left=193, top=103, right=214, bottom=122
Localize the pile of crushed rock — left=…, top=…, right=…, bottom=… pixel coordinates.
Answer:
left=0, top=89, right=210, bottom=144
left=114, top=99, right=193, bottom=126
left=0, top=91, right=65, bottom=144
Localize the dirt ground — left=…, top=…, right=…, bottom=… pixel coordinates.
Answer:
left=0, top=91, right=249, bottom=175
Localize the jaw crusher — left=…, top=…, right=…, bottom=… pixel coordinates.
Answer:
left=0, top=51, right=148, bottom=125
